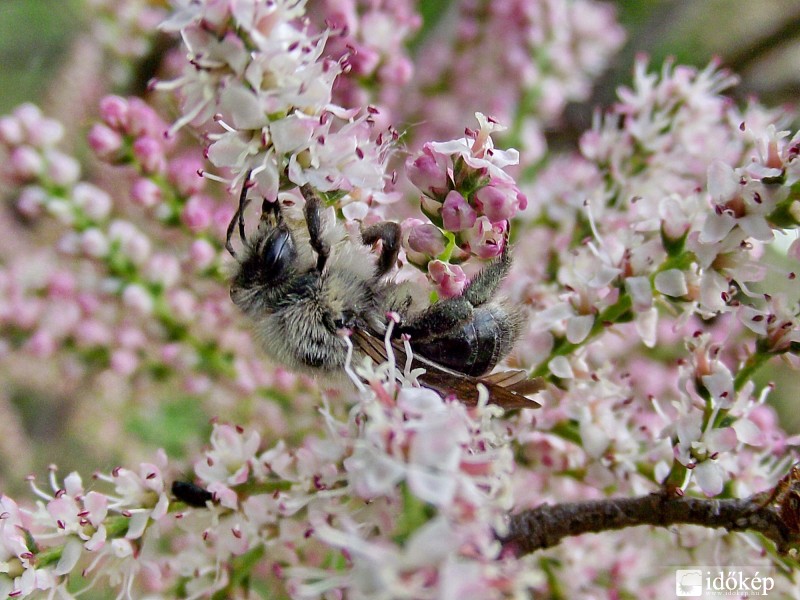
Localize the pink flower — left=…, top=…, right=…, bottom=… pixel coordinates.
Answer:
left=428, top=260, right=467, bottom=298
left=465, top=216, right=506, bottom=259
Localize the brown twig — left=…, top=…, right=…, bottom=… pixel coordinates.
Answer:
left=502, top=487, right=800, bottom=557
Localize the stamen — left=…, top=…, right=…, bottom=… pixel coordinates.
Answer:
left=340, top=331, right=366, bottom=393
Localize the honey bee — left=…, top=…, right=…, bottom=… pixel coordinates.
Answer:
left=226, top=175, right=542, bottom=410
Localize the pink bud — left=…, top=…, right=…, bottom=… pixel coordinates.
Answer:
left=407, top=144, right=448, bottom=198
left=132, top=137, right=165, bottom=174
left=428, top=260, right=466, bottom=298
left=167, top=289, right=196, bottom=321
left=441, top=190, right=477, bottom=231
left=122, top=284, right=154, bottom=315
left=110, top=348, right=139, bottom=376
left=127, top=97, right=165, bottom=139
left=0, top=116, right=23, bottom=145
left=348, top=44, right=380, bottom=76
left=14, top=103, right=44, bottom=132
left=73, top=183, right=112, bottom=220
left=131, top=178, right=162, bottom=208
left=99, top=95, right=129, bottom=130
left=168, top=155, right=205, bottom=195
left=407, top=223, right=446, bottom=258
left=473, top=181, right=524, bottom=223
left=25, top=330, right=56, bottom=358
left=181, top=195, right=214, bottom=232
left=80, top=228, right=110, bottom=258
left=87, top=124, right=123, bottom=159
left=145, top=253, right=181, bottom=288
left=45, top=150, right=81, bottom=186
left=74, top=319, right=112, bottom=347
left=47, top=271, right=76, bottom=298
left=189, top=239, right=217, bottom=271
left=16, top=185, right=47, bottom=218
left=28, top=118, right=64, bottom=148
left=10, top=146, right=43, bottom=179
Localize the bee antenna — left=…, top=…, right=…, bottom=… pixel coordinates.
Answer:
left=225, top=170, right=254, bottom=258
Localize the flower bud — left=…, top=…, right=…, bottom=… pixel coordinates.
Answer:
left=168, top=155, right=205, bottom=195
left=132, top=137, right=165, bottom=174
left=473, top=181, right=525, bottom=223
left=45, top=150, right=81, bottom=186
left=131, top=178, right=162, bottom=208
left=407, top=223, right=446, bottom=258
left=99, top=95, right=129, bottom=130
left=29, top=118, right=64, bottom=148
left=73, top=183, right=112, bottom=221
left=10, top=146, right=43, bottom=179
left=0, top=116, right=23, bottom=145
left=189, top=239, right=216, bottom=271
left=122, top=283, right=154, bottom=315
left=441, top=190, right=476, bottom=231
left=182, top=195, right=214, bottom=232
left=87, top=124, right=124, bottom=160
left=407, top=144, right=448, bottom=199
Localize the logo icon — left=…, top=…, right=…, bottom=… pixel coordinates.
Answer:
left=676, top=569, right=703, bottom=597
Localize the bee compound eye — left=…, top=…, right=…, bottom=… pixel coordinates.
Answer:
left=261, top=228, right=294, bottom=274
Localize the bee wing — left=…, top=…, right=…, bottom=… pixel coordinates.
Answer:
left=351, top=330, right=542, bottom=410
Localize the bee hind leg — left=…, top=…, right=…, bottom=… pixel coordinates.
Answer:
left=396, top=296, right=472, bottom=341
left=462, top=244, right=511, bottom=306
left=362, top=221, right=401, bottom=276
left=300, top=185, right=330, bottom=272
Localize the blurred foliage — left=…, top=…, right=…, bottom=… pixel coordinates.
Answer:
left=0, top=0, right=82, bottom=114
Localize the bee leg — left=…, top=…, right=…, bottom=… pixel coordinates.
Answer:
left=396, top=296, right=472, bottom=341
left=300, top=184, right=330, bottom=272
left=362, top=221, right=401, bottom=276
left=462, top=244, right=511, bottom=307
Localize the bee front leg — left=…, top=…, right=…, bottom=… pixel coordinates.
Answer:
left=300, top=185, right=330, bottom=272
left=362, top=221, right=401, bottom=276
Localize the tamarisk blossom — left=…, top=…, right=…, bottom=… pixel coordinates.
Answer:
left=404, top=113, right=527, bottom=295
left=157, top=0, right=397, bottom=217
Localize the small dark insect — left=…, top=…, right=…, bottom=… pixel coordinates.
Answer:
left=225, top=174, right=542, bottom=410
left=171, top=480, right=214, bottom=508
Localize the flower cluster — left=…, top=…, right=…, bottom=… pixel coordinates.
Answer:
left=403, top=114, right=528, bottom=296
left=157, top=0, right=397, bottom=220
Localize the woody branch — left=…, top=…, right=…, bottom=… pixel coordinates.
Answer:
left=502, top=485, right=799, bottom=557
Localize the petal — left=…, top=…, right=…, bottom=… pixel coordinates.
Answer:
left=654, top=269, right=688, bottom=297
left=566, top=314, right=594, bottom=344
left=732, top=419, right=765, bottom=446
left=548, top=356, right=573, bottom=379
left=694, top=461, right=724, bottom=496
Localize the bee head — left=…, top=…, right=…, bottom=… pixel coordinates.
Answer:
left=228, top=195, right=297, bottom=309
